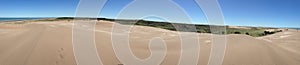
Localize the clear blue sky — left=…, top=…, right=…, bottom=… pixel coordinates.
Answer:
left=0, top=0, right=299, bottom=28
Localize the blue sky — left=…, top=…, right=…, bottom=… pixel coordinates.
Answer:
left=0, top=0, right=299, bottom=28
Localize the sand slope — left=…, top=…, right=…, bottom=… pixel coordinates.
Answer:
left=0, top=21, right=299, bottom=65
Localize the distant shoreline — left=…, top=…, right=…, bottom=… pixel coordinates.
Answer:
left=1, top=17, right=299, bottom=29
left=1, top=17, right=299, bottom=31
left=0, top=18, right=53, bottom=22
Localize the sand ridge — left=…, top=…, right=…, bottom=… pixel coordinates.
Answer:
left=0, top=21, right=299, bottom=65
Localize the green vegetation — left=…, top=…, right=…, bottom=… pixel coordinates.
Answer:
left=107, top=19, right=278, bottom=37
left=56, top=17, right=74, bottom=19
left=226, top=28, right=266, bottom=37
left=56, top=17, right=282, bottom=37
left=128, top=20, right=281, bottom=37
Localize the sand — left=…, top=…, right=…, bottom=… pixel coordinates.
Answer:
left=0, top=20, right=299, bottom=65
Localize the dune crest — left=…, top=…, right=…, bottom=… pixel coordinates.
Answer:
left=0, top=21, right=299, bottom=65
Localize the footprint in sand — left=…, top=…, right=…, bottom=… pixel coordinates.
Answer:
left=55, top=48, right=65, bottom=65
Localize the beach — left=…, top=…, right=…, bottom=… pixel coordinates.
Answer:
left=0, top=20, right=300, bottom=65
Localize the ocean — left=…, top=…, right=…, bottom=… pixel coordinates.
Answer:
left=0, top=18, right=46, bottom=22
left=289, top=28, right=300, bottom=30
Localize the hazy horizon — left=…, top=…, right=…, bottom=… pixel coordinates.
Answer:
left=0, top=17, right=299, bottom=29
left=0, top=0, right=299, bottom=28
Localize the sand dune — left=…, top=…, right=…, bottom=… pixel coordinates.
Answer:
left=0, top=21, right=299, bottom=65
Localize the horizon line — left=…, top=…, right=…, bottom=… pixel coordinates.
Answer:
left=0, top=17, right=299, bottom=28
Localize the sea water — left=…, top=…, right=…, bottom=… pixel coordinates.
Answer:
left=0, top=18, right=44, bottom=22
